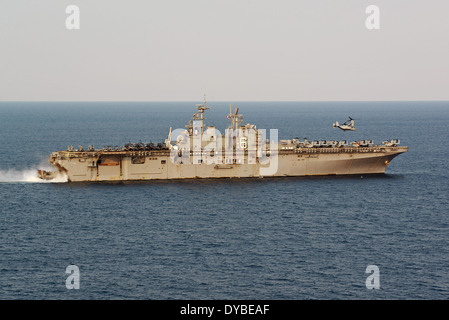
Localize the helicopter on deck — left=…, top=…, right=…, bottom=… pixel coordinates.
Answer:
left=333, top=117, right=356, bottom=131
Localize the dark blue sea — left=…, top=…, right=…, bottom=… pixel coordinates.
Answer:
left=0, top=101, right=448, bottom=300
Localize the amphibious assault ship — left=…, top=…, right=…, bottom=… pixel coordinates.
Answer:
left=38, top=99, right=408, bottom=182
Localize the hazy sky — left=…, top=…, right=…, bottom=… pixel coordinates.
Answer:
left=1, top=0, right=448, bottom=101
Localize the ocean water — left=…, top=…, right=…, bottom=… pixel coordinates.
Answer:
left=0, top=101, right=448, bottom=300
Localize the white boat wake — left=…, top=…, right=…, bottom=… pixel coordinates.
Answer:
left=0, top=168, right=68, bottom=183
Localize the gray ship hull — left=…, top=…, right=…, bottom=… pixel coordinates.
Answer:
left=43, top=146, right=408, bottom=182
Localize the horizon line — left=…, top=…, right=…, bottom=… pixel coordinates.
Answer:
left=1, top=100, right=449, bottom=103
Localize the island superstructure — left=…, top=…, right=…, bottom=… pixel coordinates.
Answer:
left=38, top=99, right=408, bottom=182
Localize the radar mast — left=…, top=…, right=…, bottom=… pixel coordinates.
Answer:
left=187, top=94, right=210, bottom=134
left=227, top=104, right=243, bottom=131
